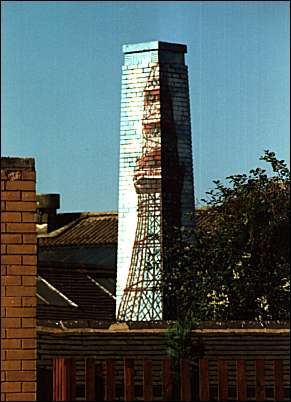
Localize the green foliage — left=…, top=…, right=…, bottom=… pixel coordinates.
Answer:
left=163, top=150, right=290, bottom=325
left=166, top=319, right=203, bottom=360
left=165, top=319, right=204, bottom=381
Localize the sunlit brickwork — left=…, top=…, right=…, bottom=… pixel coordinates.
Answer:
left=117, top=42, right=194, bottom=320
left=1, top=158, right=37, bottom=401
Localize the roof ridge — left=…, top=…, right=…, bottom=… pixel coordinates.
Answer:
left=77, top=211, right=118, bottom=217
left=38, top=218, right=79, bottom=239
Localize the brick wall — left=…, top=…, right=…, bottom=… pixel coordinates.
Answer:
left=1, top=157, right=37, bottom=401
left=37, top=324, right=290, bottom=400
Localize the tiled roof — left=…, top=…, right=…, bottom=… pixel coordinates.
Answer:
left=38, top=209, right=215, bottom=248
left=38, top=212, right=118, bottom=247
left=41, top=209, right=216, bottom=243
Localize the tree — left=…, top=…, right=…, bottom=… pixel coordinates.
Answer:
left=163, top=150, right=290, bottom=326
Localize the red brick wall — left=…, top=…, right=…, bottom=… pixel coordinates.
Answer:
left=1, top=158, right=37, bottom=401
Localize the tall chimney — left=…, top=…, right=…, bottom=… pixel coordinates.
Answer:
left=117, top=41, right=194, bottom=321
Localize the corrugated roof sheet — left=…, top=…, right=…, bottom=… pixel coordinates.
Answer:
left=38, top=212, right=118, bottom=247
left=37, top=265, right=116, bottom=321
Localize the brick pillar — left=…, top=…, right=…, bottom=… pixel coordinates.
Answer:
left=1, top=157, right=37, bottom=401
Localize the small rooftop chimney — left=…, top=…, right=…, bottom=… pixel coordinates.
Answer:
left=36, top=193, right=60, bottom=233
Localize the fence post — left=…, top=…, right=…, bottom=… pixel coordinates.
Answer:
left=52, top=359, right=58, bottom=401
left=162, top=358, right=173, bottom=401
left=274, top=360, right=284, bottom=401
left=95, top=363, right=104, bottom=401
left=71, top=359, right=76, bottom=401
left=143, top=359, right=153, bottom=401
left=236, top=360, right=246, bottom=401
left=85, top=358, right=96, bottom=401
left=37, top=368, right=53, bottom=401
left=53, top=358, right=76, bottom=401
left=124, top=358, right=134, bottom=401
left=199, top=358, right=209, bottom=401
left=218, top=360, right=228, bottom=401
left=105, top=359, right=115, bottom=401
left=180, top=358, right=191, bottom=401
left=255, top=359, right=265, bottom=401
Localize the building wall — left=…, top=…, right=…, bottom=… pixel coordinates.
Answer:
left=117, top=41, right=194, bottom=319
left=1, top=157, right=37, bottom=401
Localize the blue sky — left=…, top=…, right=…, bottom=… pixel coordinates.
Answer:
left=1, top=1, right=290, bottom=212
